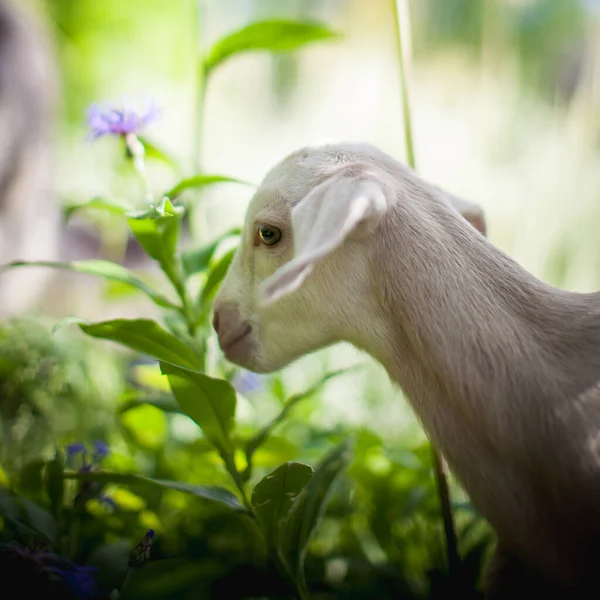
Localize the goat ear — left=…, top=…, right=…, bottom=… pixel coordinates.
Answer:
left=261, top=170, right=389, bottom=305
left=437, top=186, right=487, bottom=237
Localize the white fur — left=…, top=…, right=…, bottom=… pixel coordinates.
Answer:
left=214, top=141, right=600, bottom=597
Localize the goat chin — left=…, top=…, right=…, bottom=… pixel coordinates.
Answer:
left=213, top=141, right=600, bottom=597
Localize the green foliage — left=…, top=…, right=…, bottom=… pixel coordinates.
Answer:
left=137, top=136, right=180, bottom=171
left=79, top=319, right=201, bottom=370
left=0, top=5, right=496, bottom=599
left=251, top=461, right=314, bottom=549
left=203, top=20, right=340, bottom=75
left=160, top=363, right=237, bottom=454
left=65, top=471, right=245, bottom=512
left=127, top=198, right=185, bottom=264
left=166, top=175, right=253, bottom=201
left=281, top=441, right=352, bottom=594
left=199, top=246, right=237, bottom=307
left=3, top=260, right=176, bottom=309
left=181, top=227, right=241, bottom=277
left=63, top=196, right=135, bottom=221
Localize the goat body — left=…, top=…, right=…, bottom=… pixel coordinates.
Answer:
left=213, top=142, right=600, bottom=597
left=375, top=177, right=600, bottom=593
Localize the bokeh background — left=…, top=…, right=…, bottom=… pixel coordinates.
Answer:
left=11, top=0, right=600, bottom=437
left=2, top=0, right=600, bottom=598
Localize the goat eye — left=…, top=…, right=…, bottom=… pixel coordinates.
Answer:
left=259, top=225, right=282, bottom=246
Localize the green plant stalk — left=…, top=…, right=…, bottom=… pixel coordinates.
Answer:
left=193, top=64, right=207, bottom=174
left=123, top=131, right=202, bottom=344
left=221, top=451, right=252, bottom=510
left=392, top=0, right=461, bottom=581
left=221, top=452, right=303, bottom=599
left=160, top=259, right=197, bottom=334
left=191, top=0, right=209, bottom=243
left=392, top=0, right=415, bottom=169
left=124, top=133, right=154, bottom=206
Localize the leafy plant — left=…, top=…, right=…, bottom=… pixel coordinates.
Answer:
left=0, top=12, right=360, bottom=600
left=0, top=4, right=494, bottom=599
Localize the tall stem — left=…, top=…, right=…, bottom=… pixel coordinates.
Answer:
left=191, top=0, right=208, bottom=243
left=391, top=0, right=461, bottom=584
left=392, top=0, right=416, bottom=168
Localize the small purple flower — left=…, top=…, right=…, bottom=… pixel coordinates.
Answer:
left=0, top=542, right=99, bottom=599
left=65, top=441, right=110, bottom=471
left=232, top=370, right=263, bottom=395
left=86, top=98, right=160, bottom=139
left=66, top=442, right=86, bottom=457
left=92, top=440, right=109, bottom=463
left=66, top=442, right=88, bottom=471
left=52, top=564, right=99, bottom=600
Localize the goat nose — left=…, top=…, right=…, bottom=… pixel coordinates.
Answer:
left=213, top=303, right=240, bottom=335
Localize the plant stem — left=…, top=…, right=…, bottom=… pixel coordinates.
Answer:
left=191, top=0, right=209, bottom=243
left=124, top=133, right=154, bottom=206
left=392, top=0, right=416, bottom=169
left=222, top=451, right=252, bottom=511
left=160, top=259, right=197, bottom=337
left=392, top=0, right=460, bottom=582
left=431, top=445, right=461, bottom=575
left=193, top=66, right=207, bottom=175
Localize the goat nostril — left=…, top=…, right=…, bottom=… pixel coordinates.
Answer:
left=212, top=311, right=220, bottom=334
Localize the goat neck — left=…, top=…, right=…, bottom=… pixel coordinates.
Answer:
left=350, top=178, right=600, bottom=582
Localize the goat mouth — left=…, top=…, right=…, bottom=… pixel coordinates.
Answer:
left=219, top=323, right=253, bottom=355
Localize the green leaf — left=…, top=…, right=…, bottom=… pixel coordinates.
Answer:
left=138, top=135, right=180, bottom=170
left=200, top=247, right=237, bottom=306
left=64, top=471, right=244, bottom=511
left=127, top=197, right=185, bottom=263
left=166, top=175, right=253, bottom=201
left=63, top=196, right=134, bottom=221
left=251, top=462, right=313, bottom=551
left=79, top=319, right=200, bottom=370
left=246, top=368, right=356, bottom=462
left=0, top=486, right=20, bottom=522
left=51, top=316, right=89, bottom=335
left=2, top=260, right=177, bottom=309
left=45, top=458, right=65, bottom=519
left=21, top=499, right=57, bottom=545
left=18, top=459, right=46, bottom=497
left=181, top=228, right=241, bottom=277
left=281, top=440, right=352, bottom=589
left=160, top=362, right=236, bottom=453
left=203, top=20, right=340, bottom=75
left=117, top=393, right=182, bottom=416
left=119, top=559, right=212, bottom=600
left=86, top=541, right=132, bottom=594
left=0, top=487, right=57, bottom=545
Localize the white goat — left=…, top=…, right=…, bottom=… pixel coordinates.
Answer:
left=213, top=142, right=600, bottom=598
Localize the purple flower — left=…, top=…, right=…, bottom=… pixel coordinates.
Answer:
left=66, top=442, right=86, bottom=457
left=86, top=98, right=160, bottom=139
left=0, top=542, right=99, bottom=599
left=66, top=442, right=88, bottom=471
left=65, top=441, right=110, bottom=471
left=92, top=440, right=109, bottom=463
left=232, top=370, right=264, bottom=395
left=51, top=564, right=99, bottom=600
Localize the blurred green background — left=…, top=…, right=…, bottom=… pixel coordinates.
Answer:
left=2, top=0, right=600, bottom=598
